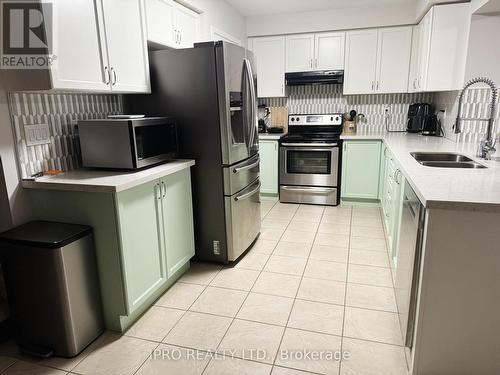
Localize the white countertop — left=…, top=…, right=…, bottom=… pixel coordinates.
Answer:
left=259, top=132, right=285, bottom=140
left=22, top=159, right=195, bottom=193
left=341, top=130, right=500, bottom=212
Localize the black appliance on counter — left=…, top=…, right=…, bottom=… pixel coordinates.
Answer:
left=422, top=113, right=443, bottom=137
left=279, top=114, right=343, bottom=206
left=407, top=103, right=431, bottom=133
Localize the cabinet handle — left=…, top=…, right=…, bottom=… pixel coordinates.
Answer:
left=104, top=66, right=110, bottom=85
left=110, top=67, right=117, bottom=86
left=315, top=58, right=318, bottom=68
left=310, top=58, right=313, bottom=69
left=371, top=81, right=375, bottom=91
left=155, top=184, right=161, bottom=200
left=376, top=81, right=380, bottom=91
left=161, top=181, right=166, bottom=198
left=179, top=30, right=182, bottom=45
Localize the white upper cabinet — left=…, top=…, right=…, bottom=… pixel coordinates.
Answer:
left=344, top=27, right=412, bottom=95
left=49, top=0, right=109, bottom=91
left=376, top=27, right=412, bottom=94
left=101, top=0, right=150, bottom=93
left=286, top=34, right=315, bottom=72
left=315, top=32, right=345, bottom=70
left=343, top=29, right=379, bottom=95
left=408, top=24, right=421, bottom=92
left=145, top=0, right=200, bottom=49
left=251, top=36, right=286, bottom=98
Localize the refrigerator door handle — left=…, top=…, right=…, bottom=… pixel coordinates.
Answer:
left=243, top=58, right=257, bottom=152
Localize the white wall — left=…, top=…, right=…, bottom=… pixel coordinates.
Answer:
left=246, top=4, right=416, bottom=37
left=464, top=14, right=500, bottom=84
left=0, top=76, right=31, bottom=228
left=180, top=0, right=246, bottom=45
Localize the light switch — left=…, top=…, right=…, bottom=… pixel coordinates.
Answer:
left=25, top=123, right=51, bottom=146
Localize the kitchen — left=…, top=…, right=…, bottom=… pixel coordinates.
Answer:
left=0, top=0, right=499, bottom=374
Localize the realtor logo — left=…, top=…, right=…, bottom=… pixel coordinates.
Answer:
left=1, top=1, right=56, bottom=69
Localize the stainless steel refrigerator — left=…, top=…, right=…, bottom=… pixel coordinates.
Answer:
left=127, top=41, right=261, bottom=263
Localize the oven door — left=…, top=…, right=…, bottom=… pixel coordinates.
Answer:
left=279, top=143, right=339, bottom=187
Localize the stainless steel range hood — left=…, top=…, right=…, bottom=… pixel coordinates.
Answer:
left=285, top=70, right=344, bottom=86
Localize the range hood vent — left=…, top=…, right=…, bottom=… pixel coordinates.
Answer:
left=285, top=70, right=344, bottom=86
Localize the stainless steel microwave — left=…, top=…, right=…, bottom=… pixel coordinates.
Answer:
left=78, top=117, right=178, bottom=169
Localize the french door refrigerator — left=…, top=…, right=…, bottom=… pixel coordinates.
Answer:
left=127, top=41, right=261, bottom=263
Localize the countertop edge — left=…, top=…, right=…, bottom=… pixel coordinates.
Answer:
left=22, top=160, right=196, bottom=194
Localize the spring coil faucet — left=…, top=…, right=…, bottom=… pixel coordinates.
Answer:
left=454, top=77, right=498, bottom=160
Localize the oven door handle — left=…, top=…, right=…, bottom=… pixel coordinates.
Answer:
left=281, top=186, right=336, bottom=194
left=281, top=142, right=338, bottom=147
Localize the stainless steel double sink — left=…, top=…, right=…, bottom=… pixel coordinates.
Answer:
left=411, top=152, right=487, bottom=169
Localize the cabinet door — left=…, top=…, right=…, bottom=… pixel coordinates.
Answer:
left=116, top=180, right=166, bottom=313
left=161, top=169, right=195, bottom=278
left=343, top=29, right=378, bottom=95
left=341, top=141, right=381, bottom=199
left=376, top=27, right=412, bottom=94
left=315, top=32, right=345, bottom=70
left=175, top=3, right=200, bottom=48
left=145, top=0, right=176, bottom=48
left=259, top=140, right=279, bottom=195
left=408, top=25, right=420, bottom=93
left=417, top=7, right=433, bottom=91
left=252, top=36, right=286, bottom=97
left=101, top=0, right=151, bottom=93
left=50, top=0, right=109, bottom=92
left=285, top=34, right=315, bottom=72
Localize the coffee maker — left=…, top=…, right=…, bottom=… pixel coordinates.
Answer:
left=407, top=103, right=431, bottom=133
left=422, top=110, right=444, bottom=137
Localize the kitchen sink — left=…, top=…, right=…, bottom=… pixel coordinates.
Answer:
left=411, top=152, right=487, bottom=169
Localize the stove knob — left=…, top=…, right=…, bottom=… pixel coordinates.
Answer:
left=330, top=117, right=334, bottom=121
left=296, top=117, right=300, bottom=122
left=335, top=116, right=339, bottom=121
left=291, top=117, right=295, bottom=122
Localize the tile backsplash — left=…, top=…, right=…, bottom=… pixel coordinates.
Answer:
left=8, top=92, right=122, bottom=178
left=259, top=84, right=434, bottom=133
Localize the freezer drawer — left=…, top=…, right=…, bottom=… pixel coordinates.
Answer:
left=224, top=178, right=261, bottom=261
left=280, top=185, right=338, bottom=206
left=223, top=154, right=260, bottom=196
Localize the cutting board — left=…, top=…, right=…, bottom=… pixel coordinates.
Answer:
left=269, top=106, right=288, bottom=133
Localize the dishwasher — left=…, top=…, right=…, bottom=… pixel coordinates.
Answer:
left=394, top=180, right=425, bottom=349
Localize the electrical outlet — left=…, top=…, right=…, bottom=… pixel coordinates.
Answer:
left=384, top=105, right=391, bottom=116
left=24, top=123, right=51, bottom=146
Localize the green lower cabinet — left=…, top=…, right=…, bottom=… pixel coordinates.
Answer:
left=259, top=140, right=279, bottom=196
left=341, top=141, right=382, bottom=200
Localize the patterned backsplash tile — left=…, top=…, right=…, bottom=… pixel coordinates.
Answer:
left=259, top=85, right=434, bottom=132
left=8, top=92, right=122, bottom=178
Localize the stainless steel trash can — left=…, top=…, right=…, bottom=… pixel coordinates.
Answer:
left=0, top=221, right=104, bottom=357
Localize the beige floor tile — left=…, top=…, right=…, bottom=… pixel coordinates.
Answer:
left=350, top=225, right=385, bottom=239
left=237, top=292, right=294, bottom=326
left=286, top=220, right=319, bottom=233
left=261, top=219, right=290, bottom=230
left=218, top=320, right=285, bottom=364
left=2, top=361, right=66, bottom=375
left=210, top=268, right=260, bottom=291
left=297, top=278, right=345, bottom=305
left=272, top=366, right=316, bottom=374
left=266, top=212, right=296, bottom=221
left=321, top=214, right=351, bottom=224
left=136, top=344, right=209, bottom=375
left=351, top=216, right=383, bottom=228
left=264, top=255, right=307, bottom=276
left=252, top=272, right=301, bottom=298
left=340, top=338, right=408, bottom=375
left=260, top=227, right=286, bottom=240
left=281, top=229, right=316, bottom=244
left=304, top=259, right=347, bottom=282
left=273, top=242, right=312, bottom=258
left=349, top=250, right=390, bottom=268
left=317, top=222, right=351, bottom=235
left=155, top=282, right=205, bottom=310
left=126, top=306, right=184, bottom=342
left=352, top=207, right=381, bottom=216
left=288, top=299, right=344, bottom=336
left=189, top=287, right=247, bottom=317
left=276, top=328, right=341, bottom=374
left=350, top=236, right=387, bottom=252
left=164, top=311, right=232, bottom=351
left=343, top=307, right=403, bottom=345
left=291, top=212, right=323, bottom=223
left=346, top=284, right=397, bottom=312
left=250, top=239, right=278, bottom=255
left=309, top=245, right=348, bottom=263
left=324, top=205, right=352, bottom=214
left=314, top=233, right=350, bottom=248
left=236, top=252, right=270, bottom=271
left=297, top=204, right=325, bottom=214
left=0, top=356, right=16, bottom=372
left=204, top=356, right=272, bottom=375
left=73, top=333, right=157, bottom=375
left=179, top=263, right=222, bottom=285
left=348, top=264, right=393, bottom=287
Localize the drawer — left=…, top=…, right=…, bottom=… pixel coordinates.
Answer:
left=223, top=154, right=260, bottom=196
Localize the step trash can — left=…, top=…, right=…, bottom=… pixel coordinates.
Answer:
left=0, top=221, right=104, bottom=357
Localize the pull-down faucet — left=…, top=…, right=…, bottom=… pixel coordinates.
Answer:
left=454, top=77, right=498, bottom=160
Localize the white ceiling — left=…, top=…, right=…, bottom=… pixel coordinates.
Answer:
left=225, top=0, right=417, bottom=17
